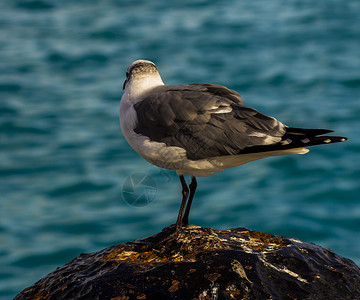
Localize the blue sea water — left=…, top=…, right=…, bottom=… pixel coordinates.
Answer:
left=0, top=0, right=359, bottom=298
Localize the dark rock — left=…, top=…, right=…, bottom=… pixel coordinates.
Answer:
left=15, top=225, right=360, bottom=300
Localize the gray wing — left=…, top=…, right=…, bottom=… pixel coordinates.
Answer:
left=133, top=83, right=285, bottom=160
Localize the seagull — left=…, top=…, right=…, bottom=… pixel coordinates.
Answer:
left=120, top=59, right=347, bottom=231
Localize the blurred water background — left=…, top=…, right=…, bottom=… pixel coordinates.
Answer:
left=0, top=0, right=359, bottom=298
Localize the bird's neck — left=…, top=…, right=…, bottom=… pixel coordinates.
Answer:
left=126, top=74, right=164, bottom=103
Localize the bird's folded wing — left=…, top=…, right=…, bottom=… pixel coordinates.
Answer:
left=133, top=84, right=286, bottom=160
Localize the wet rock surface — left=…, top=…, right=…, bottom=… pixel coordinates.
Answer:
left=15, top=225, right=360, bottom=299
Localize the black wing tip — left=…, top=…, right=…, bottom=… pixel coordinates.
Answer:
left=291, top=135, right=348, bottom=147
left=237, top=134, right=347, bottom=155
left=285, top=127, right=348, bottom=143
left=286, top=127, right=334, bottom=136
left=319, top=136, right=348, bottom=143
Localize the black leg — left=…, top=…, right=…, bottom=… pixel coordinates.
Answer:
left=176, top=175, right=189, bottom=231
left=182, top=176, right=197, bottom=226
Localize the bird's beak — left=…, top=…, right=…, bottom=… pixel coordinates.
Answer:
left=123, top=78, right=128, bottom=90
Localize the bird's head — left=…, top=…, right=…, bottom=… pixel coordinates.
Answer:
left=123, top=60, right=164, bottom=92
